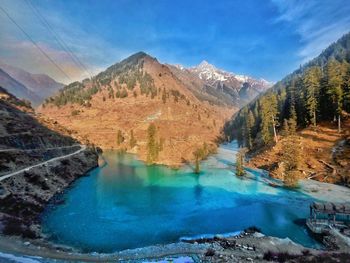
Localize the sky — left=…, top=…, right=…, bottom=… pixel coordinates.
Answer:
left=0, top=0, right=349, bottom=84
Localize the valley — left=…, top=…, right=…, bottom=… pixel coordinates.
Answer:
left=0, top=1, right=350, bottom=260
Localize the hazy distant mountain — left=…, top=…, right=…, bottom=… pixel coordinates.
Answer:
left=0, top=63, right=64, bottom=103
left=0, top=68, right=41, bottom=105
left=168, top=61, right=271, bottom=107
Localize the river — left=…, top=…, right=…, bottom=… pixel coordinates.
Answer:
left=41, top=142, right=323, bottom=253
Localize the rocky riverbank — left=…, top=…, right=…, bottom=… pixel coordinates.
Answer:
left=0, top=228, right=349, bottom=262
left=0, top=147, right=98, bottom=239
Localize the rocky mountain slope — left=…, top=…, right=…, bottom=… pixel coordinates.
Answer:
left=0, top=69, right=41, bottom=105
left=0, top=86, right=98, bottom=238
left=39, top=52, right=239, bottom=166
left=168, top=61, right=271, bottom=107
left=0, top=63, right=64, bottom=106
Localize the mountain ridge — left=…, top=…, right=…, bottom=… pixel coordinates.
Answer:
left=0, top=68, right=41, bottom=105
left=0, top=63, right=64, bottom=105
left=169, top=60, right=271, bottom=107
left=39, top=51, right=238, bottom=166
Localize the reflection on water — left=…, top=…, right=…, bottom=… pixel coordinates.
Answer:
left=42, top=142, right=321, bottom=253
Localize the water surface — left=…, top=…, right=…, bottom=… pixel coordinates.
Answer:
left=42, top=142, right=320, bottom=253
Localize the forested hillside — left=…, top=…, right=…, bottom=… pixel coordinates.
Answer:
left=39, top=52, right=235, bottom=166
left=224, top=32, right=350, bottom=149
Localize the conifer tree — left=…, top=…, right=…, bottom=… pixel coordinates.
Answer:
left=147, top=123, right=159, bottom=164
left=303, top=66, right=321, bottom=126
left=325, top=60, right=344, bottom=132
left=193, top=148, right=203, bottom=174
left=288, top=105, right=297, bottom=135
left=235, top=148, right=247, bottom=176
left=129, top=129, right=137, bottom=148
left=281, top=119, right=290, bottom=137
left=243, top=110, right=255, bottom=149
left=117, top=130, right=124, bottom=145
left=343, top=64, right=350, bottom=113
left=280, top=136, right=301, bottom=187
left=260, top=94, right=278, bottom=144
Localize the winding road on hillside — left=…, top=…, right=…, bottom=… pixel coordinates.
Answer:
left=0, top=145, right=86, bottom=182
left=0, top=144, right=80, bottom=153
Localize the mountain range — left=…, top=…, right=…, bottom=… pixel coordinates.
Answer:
left=0, top=63, right=64, bottom=106
left=168, top=60, right=271, bottom=106
left=39, top=52, right=269, bottom=165
left=0, top=52, right=270, bottom=166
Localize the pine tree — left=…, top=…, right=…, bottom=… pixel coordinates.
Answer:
left=288, top=105, right=297, bottom=135
left=281, top=119, right=290, bottom=137
left=193, top=148, right=204, bottom=174
left=129, top=129, right=137, bottom=148
left=303, top=66, right=321, bottom=126
left=280, top=136, right=301, bottom=188
left=235, top=148, right=247, bottom=176
left=117, top=130, right=124, bottom=145
left=243, top=110, right=255, bottom=149
left=325, top=60, right=344, bottom=132
left=260, top=94, right=278, bottom=144
left=147, top=123, right=159, bottom=164
left=162, top=88, right=167, bottom=104
left=192, top=143, right=210, bottom=174
left=343, top=64, right=350, bottom=113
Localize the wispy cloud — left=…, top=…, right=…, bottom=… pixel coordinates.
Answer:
left=0, top=0, right=129, bottom=83
left=271, top=0, right=350, bottom=63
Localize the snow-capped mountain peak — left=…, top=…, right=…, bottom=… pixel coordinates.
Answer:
left=191, top=61, right=228, bottom=81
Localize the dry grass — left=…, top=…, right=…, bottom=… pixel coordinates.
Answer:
left=248, top=119, right=350, bottom=184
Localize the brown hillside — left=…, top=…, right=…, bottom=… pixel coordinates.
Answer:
left=39, top=53, right=236, bottom=166
left=248, top=119, right=350, bottom=185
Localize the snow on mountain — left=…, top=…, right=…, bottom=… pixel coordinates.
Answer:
left=190, top=60, right=268, bottom=86
left=190, top=60, right=228, bottom=81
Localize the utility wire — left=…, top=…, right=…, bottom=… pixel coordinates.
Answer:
left=0, top=5, right=72, bottom=82
left=26, top=0, right=93, bottom=79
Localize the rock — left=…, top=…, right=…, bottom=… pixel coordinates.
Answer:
left=24, top=241, right=30, bottom=246
left=205, top=248, right=215, bottom=257
left=339, top=160, right=348, bottom=167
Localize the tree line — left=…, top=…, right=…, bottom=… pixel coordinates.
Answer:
left=225, top=32, right=350, bottom=150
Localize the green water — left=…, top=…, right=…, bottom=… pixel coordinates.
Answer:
left=42, top=142, right=321, bottom=253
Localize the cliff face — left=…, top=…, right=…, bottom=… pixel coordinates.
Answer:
left=0, top=86, right=99, bottom=238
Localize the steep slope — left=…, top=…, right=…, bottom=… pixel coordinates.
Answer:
left=39, top=52, right=235, bottom=166
left=0, top=63, right=64, bottom=104
left=0, top=86, right=98, bottom=238
left=0, top=69, right=41, bottom=105
left=224, top=32, right=350, bottom=185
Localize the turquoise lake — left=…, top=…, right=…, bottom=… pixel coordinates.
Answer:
left=41, top=142, right=321, bottom=253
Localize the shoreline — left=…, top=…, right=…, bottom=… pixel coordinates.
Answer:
left=1, top=147, right=350, bottom=261
left=0, top=229, right=322, bottom=262
left=2, top=227, right=349, bottom=263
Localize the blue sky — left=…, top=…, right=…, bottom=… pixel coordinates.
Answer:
left=0, top=0, right=349, bottom=83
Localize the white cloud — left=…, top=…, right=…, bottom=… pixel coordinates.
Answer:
left=271, top=0, right=350, bottom=63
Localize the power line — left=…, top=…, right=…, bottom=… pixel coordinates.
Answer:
left=26, top=0, right=93, bottom=79
left=0, top=5, right=72, bottom=82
